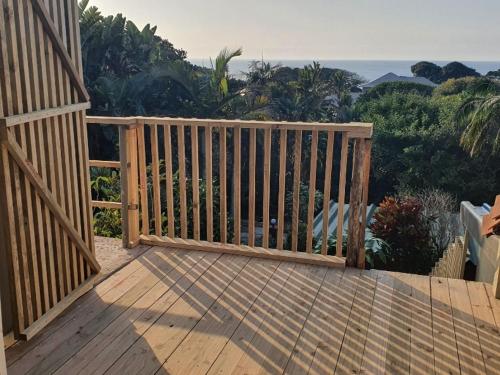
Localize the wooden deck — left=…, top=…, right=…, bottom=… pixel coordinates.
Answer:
left=5, top=245, right=500, bottom=375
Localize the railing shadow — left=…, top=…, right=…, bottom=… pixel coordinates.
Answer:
left=5, top=246, right=500, bottom=375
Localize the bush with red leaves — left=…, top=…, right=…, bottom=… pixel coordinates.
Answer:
left=370, top=196, right=436, bottom=274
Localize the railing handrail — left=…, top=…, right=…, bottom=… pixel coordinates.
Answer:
left=87, top=115, right=373, bottom=268
left=86, top=116, right=373, bottom=138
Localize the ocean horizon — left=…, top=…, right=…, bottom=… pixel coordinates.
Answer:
left=189, top=58, right=500, bottom=82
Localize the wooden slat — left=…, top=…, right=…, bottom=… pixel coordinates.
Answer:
left=321, top=131, right=335, bottom=255
left=306, top=130, right=319, bottom=253
left=276, top=129, right=287, bottom=250
left=5, top=131, right=100, bottom=273
left=219, top=127, right=227, bottom=243
left=163, top=125, right=175, bottom=238
left=233, top=126, right=241, bottom=245
left=137, top=124, right=149, bottom=236
left=191, top=125, right=200, bottom=240
left=89, top=160, right=120, bottom=169
left=150, top=124, right=162, bottom=237
left=291, top=130, right=302, bottom=252
left=140, top=235, right=345, bottom=268
left=204, top=126, right=213, bottom=242
left=248, top=128, right=256, bottom=247
left=91, top=201, right=121, bottom=209
left=262, top=128, right=271, bottom=248
left=0, top=294, right=7, bottom=375
left=29, top=0, right=89, bottom=101
left=177, top=125, right=188, bottom=239
left=336, top=133, right=349, bottom=257
left=3, top=102, right=90, bottom=127
left=359, top=139, right=372, bottom=267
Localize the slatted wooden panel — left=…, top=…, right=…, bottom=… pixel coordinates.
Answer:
left=87, top=117, right=372, bottom=267
left=0, top=0, right=97, bottom=341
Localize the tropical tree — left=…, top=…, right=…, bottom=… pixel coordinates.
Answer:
left=456, top=95, right=500, bottom=156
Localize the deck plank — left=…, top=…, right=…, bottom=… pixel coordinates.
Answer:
left=231, top=263, right=328, bottom=374
left=158, top=258, right=280, bottom=374
left=448, top=278, right=487, bottom=375
left=74, top=252, right=221, bottom=375
left=335, top=269, right=378, bottom=374
left=104, top=254, right=249, bottom=375
left=430, top=277, right=460, bottom=375
left=408, top=274, right=435, bottom=375
left=466, top=282, right=500, bottom=375
left=206, top=262, right=296, bottom=375
left=22, top=250, right=189, bottom=375
left=384, top=272, right=413, bottom=374
left=284, top=267, right=345, bottom=374
left=6, top=246, right=162, bottom=372
left=360, top=271, right=395, bottom=375
left=54, top=251, right=214, bottom=374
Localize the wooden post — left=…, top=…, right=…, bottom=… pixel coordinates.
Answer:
left=358, top=140, right=372, bottom=268
left=346, top=138, right=366, bottom=268
left=494, top=266, right=500, bottom=299
left=119, top=126, right=140, bottom=248
left=0, top=291, right=6, bottom=375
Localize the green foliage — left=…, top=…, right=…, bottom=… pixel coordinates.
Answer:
left=90, top=168, right=122, bottom=237
left=356, top=81, right=434, bottom=105
left=354, top=83, right=500, bottom=204
left=434, top=77, right=500, bottom=97
left=370, top=196, right=436, bottom=274
left=314, top=230, right=390, bottom=269
left=411, top=61, right=480, bottom=84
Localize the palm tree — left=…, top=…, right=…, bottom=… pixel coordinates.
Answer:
left=457, top=95, right=500, bottom=156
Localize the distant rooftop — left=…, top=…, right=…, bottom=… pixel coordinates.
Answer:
left=360, top=72, right=438, bottom=89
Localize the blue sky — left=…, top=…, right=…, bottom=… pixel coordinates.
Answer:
left=90, top=0, right=500, bottom=61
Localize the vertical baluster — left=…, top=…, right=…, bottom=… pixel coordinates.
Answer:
left=306, top=130, right=319, bottom=253
left=191, top=125, right=200, bottom=240
left=336, top=133, right=349, bottom=257
left=248, top=128, right=257, bottom=247
left=163, top=125, right=175, bottom=238
left=137, top=124, right=149, bottom=235
left=151, top=124, right=162, bottom=237
left=358, top=139, right=372, bottom=268
left=205, top=126, right=213, bottom=242
left=291, top=130, right=302, bottom=252
left=321, top=131, right=335, bottom=255
left=177, top=125, right=188, bottom=239
left=277, top=129, right=287, bottom=250
left=233, top=127, right=241, bottom=245
left=262, top=128, right=272, bottom=248
left=219, top=127, right=227, bottom=243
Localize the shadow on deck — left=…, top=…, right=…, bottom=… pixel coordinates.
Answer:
left=5, top=238, right=500, bottom=375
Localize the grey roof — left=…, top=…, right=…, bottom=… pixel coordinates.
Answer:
left=360, top=72, right=438, bottom=89
left=313, top=200, right=377, bottom=240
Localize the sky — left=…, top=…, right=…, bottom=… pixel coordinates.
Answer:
left=89, top=0, right=500, bottom=61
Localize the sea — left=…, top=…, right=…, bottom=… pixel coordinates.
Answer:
left=189, top=59, right=500, bottom=82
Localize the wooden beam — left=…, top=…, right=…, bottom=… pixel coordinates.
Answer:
left=4, top=131, right=100, bottom=273
left=29, top=0, right=89, bottom=101
left=89, top=160, right=120, bottom=169
left=140, top=235, right=345, bottom=269
left=91, top=201, right=122, bottom=209
left=2, top=102, right=90, bottom=127
left=87, top=116, right=374, bottom=138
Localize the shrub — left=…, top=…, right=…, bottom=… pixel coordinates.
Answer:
left=370, top=196, right=436, bottom=274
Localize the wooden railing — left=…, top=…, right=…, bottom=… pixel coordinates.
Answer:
left=87, top=116, right=373, bottom=268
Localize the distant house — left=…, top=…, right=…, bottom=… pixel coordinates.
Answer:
left=359, top=72, right=438, bottom=91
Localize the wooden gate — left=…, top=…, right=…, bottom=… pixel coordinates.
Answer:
left=0, top=0, right=99, bottom=341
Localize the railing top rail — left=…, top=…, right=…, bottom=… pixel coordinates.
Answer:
left=86, top=116, right=373, bottom=138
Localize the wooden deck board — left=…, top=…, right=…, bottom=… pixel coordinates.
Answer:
left=6, top=245, right=499, bottom=375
